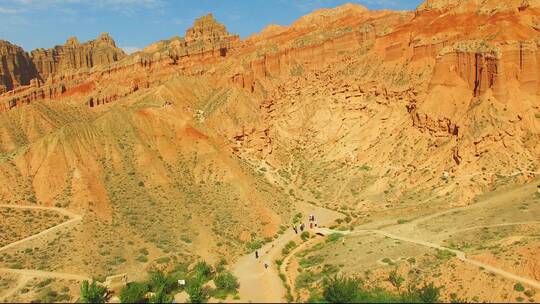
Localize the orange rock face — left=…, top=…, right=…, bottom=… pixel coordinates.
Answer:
left=30, top=32, right=126, bottom=81
left=0, top=0, right=538, bottom=208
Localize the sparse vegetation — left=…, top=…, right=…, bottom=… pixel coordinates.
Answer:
left=327, top=233, right=344, bottom=243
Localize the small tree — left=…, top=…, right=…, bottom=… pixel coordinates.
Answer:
left=80, top=280, right=107, bottom=303
left=187, top=282, right=209, bottom=303
left=388, top=269, right=404, bottom=291
left=323, top=275, right=360, bottom=303
left=418, top=282, right=440, bottom=303
left=193, top=261, right=213, bottom=282
left=214, top=271, right=239, bottom=293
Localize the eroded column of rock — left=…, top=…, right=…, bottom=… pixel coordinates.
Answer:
left=0, top=40, right=39, bottom=92
left=30, top=33, right=126, bottom=80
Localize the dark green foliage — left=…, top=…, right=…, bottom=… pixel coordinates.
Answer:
left=246, top=240, right=262, bottom=250
left=326, top=233, right=344, bottom=242
left=120, top=282, right=148, bottom=303
left=80, top=281, right=107, bottom=304
left=215, top=258, right=227, bottom=273
left=149, top=286, right=173, bottom=303
left=418, top=282, right=440, bottom=303
left=401, top=283, right=441, bottom=303
left=323, top=275, right=361, bottom=303
left=186, top=282, right=209, bottom=303
left=149, top=270, right=175, bottom=294
left=321, top=275, right=443, bottom=304
left=301, top=231, right=310, bottom=241
left=193, top=261, right=214, bottom=282
left=214, top=271, right=239, bottom=293
left=281, top=241, right=297, bottom=255
left=514, top=283, right=525, bottom=292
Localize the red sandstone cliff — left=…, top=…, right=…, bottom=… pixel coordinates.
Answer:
left=0, top=40, right=38, bottom=93
left=30, top=33, right=126, bottom=81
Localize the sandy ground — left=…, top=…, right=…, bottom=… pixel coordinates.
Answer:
left=231, top=201, right=342, bottom=303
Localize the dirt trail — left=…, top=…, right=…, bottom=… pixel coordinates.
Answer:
left=0, top=268, right=90, bottom=302
left=0, top=268, right=90, bottom=281
left=0, top=204, right=82, bottom=253
left=0, top=204, right=87, bottom=301
left=364, top=229, right=540, bottom=290
left=231, top=202, right=342, bottom=303
left=289, top=223, right=540, bottom=291
left=436, top=221, right=540, bottom=238
left=0, top=275, right=30, bottom=302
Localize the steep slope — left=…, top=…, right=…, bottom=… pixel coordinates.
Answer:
left=0, top=0, right=538, bottom=286
left=0, top=41, right=38, bottom=93
left=30, top=33, right=126, bottom=81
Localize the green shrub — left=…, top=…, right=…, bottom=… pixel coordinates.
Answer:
left=149, top=285, right=173, bottom=303
left=193, top=261, right=214, bottom=282
left=417, top=282, right=440, bottom=303
left=214, top=271, right=239, bottom=293
left=327, top=233, right=344, bottom=243
left=400, top=284, right=441, bottom=302
left=323, top=275, right=361, bottom=303
left=435, top=249, right=456, bottom=260
left=282, top=241, right=297, bottom=255
left=186, top=282, right=209, bottom=303
left=120, top=282, right=148, bottom=303
left=246, top=240, right=262, bottom=250
left=514, top=283, right=525, bottom=292
left=80, top=281, right=107, bottom=304
left=388, top=270, right=404, bottom=291
left=149, top=270, right=175, bottom=294
left=301, top=231, right=310, bottom=241
left=296, top=271, right=318, bottom=289
left=299, top=255, right=325, bottom=268
left=155, top=256, right=171, bottom=264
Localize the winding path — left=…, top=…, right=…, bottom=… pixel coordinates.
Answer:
left=0, top=204, right=86, bottom=301
left=0, top=204, right=82, bottom=253
left=231, top=202, right=342, bottom=303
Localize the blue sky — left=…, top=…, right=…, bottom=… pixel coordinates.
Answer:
left=0, top=0, right=423, bottom=53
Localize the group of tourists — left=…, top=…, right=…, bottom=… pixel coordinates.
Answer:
left=292, top=214, right=317, bottom=234
left=254, top=213, right=320, bottom=271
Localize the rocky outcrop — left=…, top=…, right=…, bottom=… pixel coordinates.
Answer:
left=167, top=14, right=240, bottom=62
left=185, top=14, right=239, bottom=51
left=431, top=41, right=506, bottom=98
left=0, top=40, right=39, bottom=93
left=30, top=33, right=126, bottom=80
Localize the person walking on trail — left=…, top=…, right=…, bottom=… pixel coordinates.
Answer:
left=255, top=250, right=259, bottom=259
left=264, top=262, right=269, bottom=269
left=300, top=223, right=305, bottom=232
left=310, top=222, right=313, bottom=229
left=293, top=224, right=298, bottom=234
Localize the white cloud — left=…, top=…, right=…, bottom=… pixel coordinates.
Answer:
left=121, top=46, right=140, bottom=54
